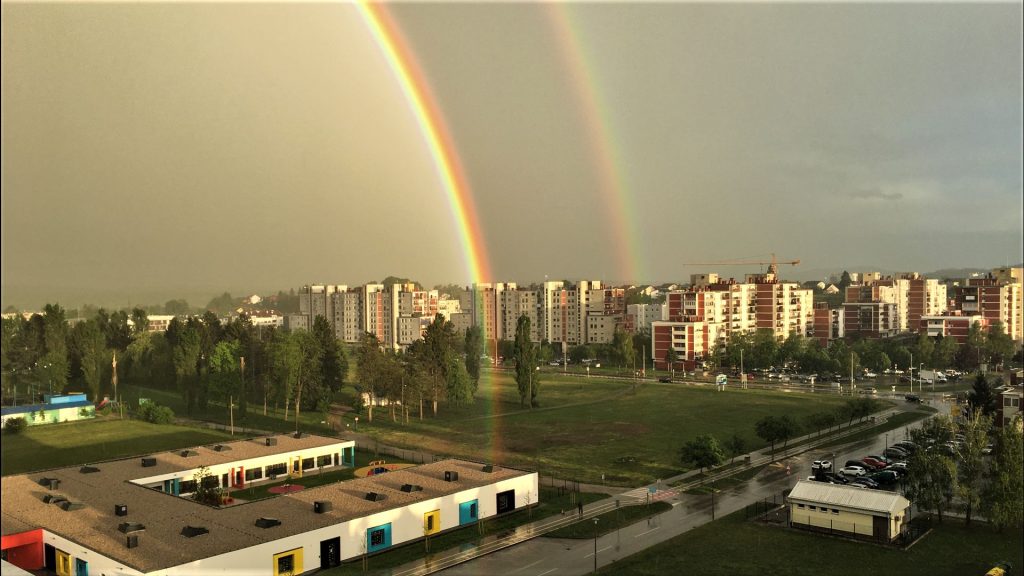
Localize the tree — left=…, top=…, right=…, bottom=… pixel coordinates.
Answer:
left=513, top=315, right=537, bottom=407
left=311, top=316, right=347, bottom=395
left=838, top=271, right=853, bottom=292
left=131, top=308, right=149, bottom=335
left=611, top=328, right=635, bottom=370
left=445, top=353, right=474, bottom=407
left=164, top=299, right=191, bottom=316
left=664, top=347, right=679, bottom=371
left=355, top=333, right=385, bottom=422
left=933, top=336, right=959, bottom=370
left=906, top=416, right=958, bottom=522
left=914, top=334, right=935, bottom=369
left=208, top=340, right=242, bottom=405
left=205, top=292, right=236, bottom=315
left=70, top=320, right=107, bottom=401
left=679, top=433, right=725, bottom=475
left=986, top=321, right=1015, bottom=368
left=41, top=304, right=70, bottom=391
left=171, top=322, right=201, bottom=415
left=755, top=416, right=784, bottom=460
left=966, top=320, right=987, bottom=368
left=191, top=465, right=220, bottom=506
left=983, top=416, right=1024, bottom=531
left=464, top=326, right=483, bottom=394
left=967, top=373, right=998, bottom=416
left=724, top=433, right=747, bottom=464
left=956, top=413, right=991, bottom=526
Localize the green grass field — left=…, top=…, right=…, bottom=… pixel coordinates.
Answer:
left=336, top=374, right=860, bottom=485
left=1, top=417, right=234, bottom=475
left=598, top=507, right=1023, bottom=576
left=122, top=373, right=875, bottom=486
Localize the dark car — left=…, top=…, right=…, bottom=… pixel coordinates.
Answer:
left=904, top=394, right=921, bottom=403
left=884, top=447, right=909, bottom=460
left=893, top=442, right=918, bottom=454
left=850, top=477, right=880, bottom=489
left=899, top=375, right=911, bottom=383
left=870, top=470, right=900, bottom=485
left=658, top=376, right=672, bottom=383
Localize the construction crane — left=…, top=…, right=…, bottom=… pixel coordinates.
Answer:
left=684, top=253, right=800, bottom=271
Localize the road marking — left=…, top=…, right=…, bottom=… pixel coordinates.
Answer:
left=511, top=560, right=543, bottom=573
left=537, top=569, right=557, bottom=576
left=634, top=527, right=660, bottom=538
left=584, top=546, right=613, bottom=558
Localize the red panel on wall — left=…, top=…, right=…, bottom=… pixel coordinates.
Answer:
left=1, top=529, right=44, bottom=570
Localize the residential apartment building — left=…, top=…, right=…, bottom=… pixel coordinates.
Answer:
left=652, top=265, right=814, bottom=370
left=955, top=269, right=1023, bottom=343
left=628, top=302, right=667, bottom=335
left=918, top=313, right=986, bottom=344
left=844, top=273, right=946, bottom=335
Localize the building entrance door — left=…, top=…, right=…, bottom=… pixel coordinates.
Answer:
left=320, top=537, right=340, bottom=569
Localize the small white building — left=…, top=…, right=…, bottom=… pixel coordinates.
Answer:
left=787, top=480, right=910, bottom=542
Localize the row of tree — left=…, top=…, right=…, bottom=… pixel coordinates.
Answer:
left=904, top=413, right=1023, bottom=531
left=705, top=321, right=1016, bottom=376
left=680, top=398, right=881, bottom=472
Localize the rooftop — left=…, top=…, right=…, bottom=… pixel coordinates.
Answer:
left=788, top=480, right=910, bottom=515
left=1, top=434, right=529, bottom=573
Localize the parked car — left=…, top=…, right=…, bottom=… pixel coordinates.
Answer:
left=904, top=394, right=921, bottom=403
left=838, top=465, right=867, bottom=477
left=893, top=441, right=918, bottom=454
left=824, top=473, right=850, bottom=484
left=982, top=443, right=995, bottom=455
left=866, top=454, right=892, bottom=465
left=658, top=376, right=672, bottom=383
left=884, top=447, right=909, bottom=460
left=812, top=460, right=833, bottom=471
left=850, top=477, right=879, bottom=489
left=863, top=371, right=878, bottom=378
left=890, top=461, right=909, bottom=472
left=899, top=375, right=911, bottom=383
left=870, top=470, right=900, bottom=485
left=858, top=387, right=877, bottom=395
left=861, top=457, right=888, bottom=469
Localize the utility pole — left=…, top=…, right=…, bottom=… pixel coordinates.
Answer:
left=909, top=351, right=913, bottom=394
left=229, top=395, right=235, bottom=436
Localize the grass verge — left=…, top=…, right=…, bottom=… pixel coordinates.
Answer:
left=597, top=506, right=1022, bottom=575
left=1, top=417, right=234, bottom=475
left=545, top=501, right=673, bottom=539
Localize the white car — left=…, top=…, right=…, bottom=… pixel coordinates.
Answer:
left=812, top=460, right=833, bottom=471
left=838, top=465, right=867, bottom=477
left=864, top=371, right=878, bottom=378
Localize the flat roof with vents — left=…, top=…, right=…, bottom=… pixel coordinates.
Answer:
left=1, top=435, right=532, bottom=573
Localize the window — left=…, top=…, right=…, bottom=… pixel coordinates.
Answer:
left=317, top=455, right=332, bottom=468
left=809, top=506, right=816, bottom=511
left=266, top=463, right=287, bottom=476
left=201, top=475, right=219, bottom=489
left=179, top=480, right=197, bottom=494
left=797, top=504, right=805, bottom=509
left=302, top=458, right=315, bottom=470
left=272, top=548, right=302, bottom=576
left=366, top=523, right=392, bottom=552
left=832, top=509, right=839, bottom=515
left=459, top=500, right=479, bottom=525
left=496, top=490, right=515, bottom=514
left=245, top=468, right=264, bottom=481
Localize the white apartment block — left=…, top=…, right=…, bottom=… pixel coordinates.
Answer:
left=628, top=302, right=668, bottom=334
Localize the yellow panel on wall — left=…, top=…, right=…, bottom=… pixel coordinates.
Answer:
left=424, top=509, right=441, bottom=535
left=272, top=547, right=303, bottom=576
left=56, top=550, right=71, bottom=576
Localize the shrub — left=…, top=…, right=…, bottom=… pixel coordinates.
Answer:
left=4, top=417, right=27, bottom=434
left=136, top=402, right=175, bottom=425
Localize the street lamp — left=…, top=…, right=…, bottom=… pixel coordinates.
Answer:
left=592, top=518, right=599, bottom=573
left=354, top=416, right=359, bottom=431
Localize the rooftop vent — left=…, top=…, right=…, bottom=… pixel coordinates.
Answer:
left=443, top=471, right=459, bottom=482
left=481, top=464, right=494, bottom=473
left=179, top=450, right=197, bottom=458
left=79, top=466, right=100, bottom=474
left=141, top=457, right=156, bottom=467
left=265, top=438, right=277, bottom=447
left=212, top=445, right=231, bottom=452
left=38, top=477, right=60, bottom=490
left=364, top=492, right=387, bottom=502
left=314, top=501, right=332, bottom=514
left=127, top=534, right=139, bottom=549
left=118, top=522, right=145, bottom=534
left=115, top=504, right=128, bottom=516
left=400, top=484, right=423, bottom=493
left=42, top=495, right=67, bottom=505
left=181, top=526, right=208, bottom=538
left=58, top=501, right=84, bottom=511
left=255, top=517, right=281, bottom=528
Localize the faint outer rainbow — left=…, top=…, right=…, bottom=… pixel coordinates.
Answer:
left=356, top=2, right=504, bottom=462
left=546, top=4, right=644, bottom=284
left=355, top=2, right=491, bottom=285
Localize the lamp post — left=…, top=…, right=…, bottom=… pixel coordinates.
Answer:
left=592, top=518, right=599, bottom=573
left=354, top=416, right=359, bottom=431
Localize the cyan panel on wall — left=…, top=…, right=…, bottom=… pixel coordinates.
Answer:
left=459, top=499, right=479, bottom=525
left=366, top=523, right=392, bottom=553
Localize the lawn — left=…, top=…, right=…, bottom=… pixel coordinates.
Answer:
left=598, top=507, right=1023, bottom=575
left=127, top=374, right=868, bottom=486
left=1, top=417, right=234, bottom=475
left=341, top=375, right=858, bottom=485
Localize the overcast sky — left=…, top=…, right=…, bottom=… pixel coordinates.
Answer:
left=2, top=2, right=1021, bottom=308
